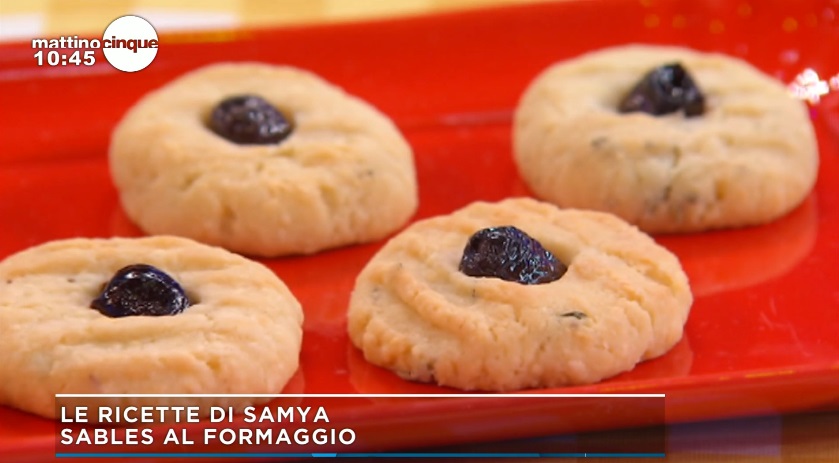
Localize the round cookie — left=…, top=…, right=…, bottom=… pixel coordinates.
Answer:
left=110, top=63, right=418, bottom=257
left=347, top=198, right=692, bottom=391
left=513, top=44, right=819, bottom=233
left=0, top=236, right=303, bottom=419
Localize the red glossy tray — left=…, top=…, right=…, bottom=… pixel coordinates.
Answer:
left=1, top=0, right=839, bottom=460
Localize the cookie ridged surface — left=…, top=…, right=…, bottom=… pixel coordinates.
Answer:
left=348, top=198, right=692, bottom=391
left=514, top=45, right=818, bottom=233
left=0, top=236, right=303, bottom=419
left=110, top=63, right=417, bottom=257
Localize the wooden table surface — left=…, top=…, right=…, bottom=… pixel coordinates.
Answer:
left=0, top=1, right=837, bottom=462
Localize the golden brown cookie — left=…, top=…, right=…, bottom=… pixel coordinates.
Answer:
left=513, top=45, right=818, bottom=233
left=110, top=63, right=417, bottom=257
left=347, top=198, right=692, bottom=391
left=0, top=236, right=303, bottom=419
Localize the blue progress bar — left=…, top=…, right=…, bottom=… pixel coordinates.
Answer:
left=56, top=452, right=667, bottom=458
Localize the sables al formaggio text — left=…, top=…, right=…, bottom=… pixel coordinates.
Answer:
left=58, top=405, right=357, bottom=447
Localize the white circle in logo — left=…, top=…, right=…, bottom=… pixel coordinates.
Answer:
left=102, top=15, right=158, bottom=73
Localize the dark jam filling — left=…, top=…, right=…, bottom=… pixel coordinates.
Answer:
left=458, top=226, right=567, bottom=285
left=91, top=264, right=191, bottom=318
left=209, top=95, right=293, bottom=145
left=618, top=63, right=705, bottom=117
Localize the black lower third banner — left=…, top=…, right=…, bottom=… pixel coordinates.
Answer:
left=54, top=394, right=666, bottom=459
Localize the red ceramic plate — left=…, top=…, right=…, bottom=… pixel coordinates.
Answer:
left=1, top=0, right=839, bottom=460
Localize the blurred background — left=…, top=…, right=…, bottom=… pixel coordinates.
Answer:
left=0, top=0, right=550, bottom=41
